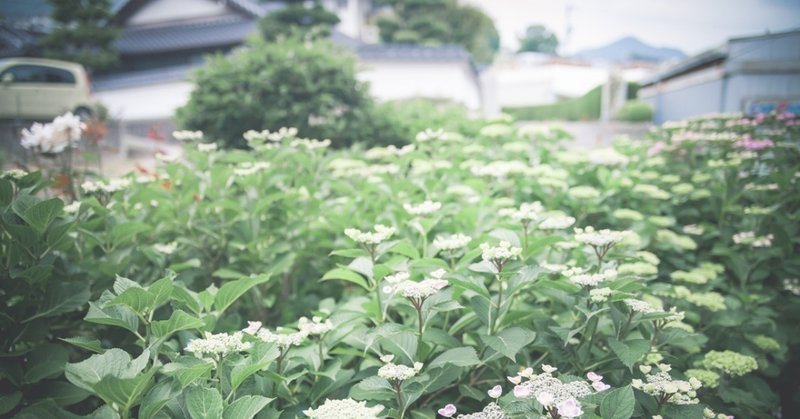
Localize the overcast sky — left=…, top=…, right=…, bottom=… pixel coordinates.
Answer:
left=464, top=0, right=800, bottom=55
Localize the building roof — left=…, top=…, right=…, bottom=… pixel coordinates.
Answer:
left=0, top=24, right=40, bottom=57
left=116, top=15, right=257, bottom=54
left=93, top=63, right=196, bottom=91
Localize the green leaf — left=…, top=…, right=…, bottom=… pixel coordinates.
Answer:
left=139, top=380, right=181, bottom=419
left=17, top=198, right=63, bottom=233
left=108, top=287, right=155, bottom=314
left=388, top=240, right=420, bottom=259
left=222, top=395, right=273, bottom=419
left=93, top=369, right=155, bottom=413
left=0, top=391, right=22, bottom=415
left=60, top=336, right=104, bottom=354
left=84, top=303, right=140, bottom=335
left=186, top=387, right=223, bottom=419
left=147, top=275, right=175, bottom=311
left=150, top=310, right=204, bottom=338
left=64, top=349, right=141, bottom=393
left=350, top=376, right=395, bottom=401
left=23, top=344, right=69, bottom=384
left=230, top=343, right=279, bottom=393
left=35, top=382, right=91, bottom=407
left=23, top=281, right=90, bottom=322
left=482, top=327, right=536, bottom=361
left=599, top=385, right=635, bottom=419
left=320, top=268, right=370, bottom=290
left=429, top=347, right=481, bottom=368
left=111, top=222, right=151, bottom=247
left=162, top=357, right=214, bottom=387
left=214, top=274, right=272, bottom=314
left=607, top=338, right=650, bottom=369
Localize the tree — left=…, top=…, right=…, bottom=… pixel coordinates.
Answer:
left=259, top=0, right=340, bottom=41
left=518, top=24, right=559, bottom=54
left=176, top=38, right=405, bottom=149
left=375, top=0, right=499, bottom=64
left=40, top=0, right=119, bottom=72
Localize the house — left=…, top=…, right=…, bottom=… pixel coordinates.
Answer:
left=639, top=28, right=800, bottom=123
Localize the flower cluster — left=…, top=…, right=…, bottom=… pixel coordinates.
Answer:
left=233, top=161, right=271, bottom=177
left=574, top=226, right=628, bottom=248
left=403, top=200, right=442, bottom=216
left=732, top=231, right=774, bottom=247
left=298, top=316, right=334, bottom=336
left=303, top=398, right=384, bottom=419
left=569, top=269, right=617, bottom=287
left=185, top=331, right=252, bottom=358
left=508, top=366, right=594, bottom=413
left=81, top=178, right=132, bottom=194
left=632, top=364, right=701, bottom=405
left=499, top=202, right=543, bottom=224
left=538, top=214, right=576, bottom=230
left=589, top=287, right=612, bottom=303
left=433, top=233, right=472, bottom=252
left=453, top=403, right=507, bottom=419
left=685, top=369, right=720, bottom=388
left=415, top=128, right=447, bottom=142
left=385, top=269, right=449, bottom=301
left=480, top=241, right=522, bottom=271
left=377, top=357, right=423, bottom=382
left=291, top=138, right=331, bottom=149
left=154, top=242, right=178, bottom=255
left=364, top=144, right=415, bottom=159
left=632, top=184, right=671, bottom=200
left=1, top=169, right=28, bottom=180
left=701, top=350, right=758, bottom=376
left=173, top=130, right=203, bottom=141
left=243, top=127, right=298, bottom=143
left=21, top=112, right=84, bottom=153
left=345, top=224, right=396, bottom=245
left=244, top=322, right=309, bottom=349
left=197, top=142, right=217, bottom=152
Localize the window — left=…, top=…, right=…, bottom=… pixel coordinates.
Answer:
left=1, top=64, right=76, bottom=84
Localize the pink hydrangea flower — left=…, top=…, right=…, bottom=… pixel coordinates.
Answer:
left=513, top=385, right=531, bottom=398
left=586, top=372, right=603, bottom=382
left=487, top=385, right=502, bottom=399
left=437, top=404, right=456, bottom=417
left=557, top=398, right=584, bottom=418
left=647, top=141, right=666, bottom=157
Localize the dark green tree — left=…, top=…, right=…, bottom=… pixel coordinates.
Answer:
left=41, top=0, right=119, bottom=72
left=375, top=0, right=499, bottom=64
left=518, top=24, right=559, bottom=54
left=259, top=0, right=340, bottom=41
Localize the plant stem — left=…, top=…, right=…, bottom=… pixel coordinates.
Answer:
left=491, top=274, right=504, bottom=334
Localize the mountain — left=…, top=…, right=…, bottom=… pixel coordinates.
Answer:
left=574, top=36, right=685, bottom=63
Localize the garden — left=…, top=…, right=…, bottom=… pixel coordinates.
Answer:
left=1, top=109, right=799, bottom=419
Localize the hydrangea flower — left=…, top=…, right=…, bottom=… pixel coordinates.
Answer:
left=345, top=225, right=396, bottom=245
left=403, top=200, right=442, bottom=216
left=480, top=241, right=522, bottom=272
left=499, top=202, right=543, bottom=224
left=185, top=331, right=252, bottom=358
left=298, top=316, right=334, bottom=336
left=244, top=323, right=309, bottom=349
left=438, top=404, right=457, bottom=417
left=569, top=269, right=617, bottom=287
left=303, top=398, right=384, bottom=419
left=433, top=233, right=472, bottom=252
left=454, top=402, right=507, bottom=419
left=589, top=287, right=612, bottom=303
left=632, top=364, right=701, bottom=405
left=556, top=398, right=583, bottom=418
left=154, top=242, right=178, bottom=255
left=685, top=369, right=720, bottom=388
left=416, top=128, right=447, bottom=142
left=377, top=360, right=422, bottom=382
left=702, top=350, right=758, bottom=376
left=21, top=112, right=84, bottom=153
left=173, top=130, right=203, bottom=141
left=538, top=214, right=576, bottom=230
left=574, top=226, right=629, bottom=248
left=197, top=143, right=217, bottom=152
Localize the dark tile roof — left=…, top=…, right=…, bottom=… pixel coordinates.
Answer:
left=93, top=63, right=196, bottom=91
left=116, top=15, right=258, bottom=54
left=0, top=23, right=40, bottom=57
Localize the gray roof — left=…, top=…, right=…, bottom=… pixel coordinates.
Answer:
left=93, top=63, right=196, bottom=91
left=640, top=47, right=727, bottom=86
left=116, top=15, right=257, bottom=54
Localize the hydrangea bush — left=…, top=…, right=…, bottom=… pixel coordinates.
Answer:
left=1, top=110, right=798, bottom=418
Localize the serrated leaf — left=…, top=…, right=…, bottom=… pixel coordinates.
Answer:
left=17, top=198, right=62, bottom=233
left=429, top=347, right=481, bottom=368
left=162, top=357, right=213, bottom=387
left=599, top=385, right=635, bottom=419
left=61, top=336, right=104, bottom=354
left=350, top=376, right=395, bottom=401
left=482, top=327, right=536, bottom=361
left=84, top=303, right=140, bottom=335
left=222, top=395, right=273, bottom=419
left=23, top=281, right=89, bottom=322
left=92, top=368, right=155, bottom=413
left=607, top=338, right=650, bottom=369
left=230, top=343, right=279, bottom=392
left=388, top=241, right=420, bottom=259
left=186, top=387, right=223, bottom=419
left=151, top=310, right=204, bottom=338
left=139, top=380, right=181, bottom=419
left=111, top=222, right=151, bottom=247
left=108, top=287, right=155, bottom=314
left=214, top=274, right=272, bottom=314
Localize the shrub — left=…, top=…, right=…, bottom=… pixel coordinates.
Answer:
left=616, top=100, right=653, bottom=122
left=505, top=85, right=602, bottom=121
left=176, top=38, right=405, bottom=149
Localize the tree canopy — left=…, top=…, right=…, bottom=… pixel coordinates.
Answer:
left=259, top=0, right=340, bottom=41
left=41, top=0, right=119, bottom=72
left=518, top=24, right=559, bottom=54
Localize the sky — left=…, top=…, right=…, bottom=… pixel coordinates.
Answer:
left=465, top=0, right=800, bottom=55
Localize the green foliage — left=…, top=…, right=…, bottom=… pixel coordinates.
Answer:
left=505, top=86, right=603, bottom=121
left=176, top=38, right=404, bottom=148
left=375, top=0, right=499, bottom=63
left=41, top=0, right=119, bottom=72
left=4, top=110, right=800, bottom=418
left=518, top=24, right=559, bottom=54
left=616, top=100, right=654, bottom=122
left=259, top=0, right=340, bottom=42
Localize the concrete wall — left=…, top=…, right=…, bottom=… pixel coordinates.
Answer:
left=357, top=60, right=482, bottom=110
left=94, top=81, right=195, bottom=121
left=127, top=0, right=234, bottom=26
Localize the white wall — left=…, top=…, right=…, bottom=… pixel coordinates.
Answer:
left=127, top=0, right=233, bottom=26
left=484, top=61, right=609, bottom=108
left=95, top=81, right=194, bottom=121
left=358, top=60, right=482, bottom=110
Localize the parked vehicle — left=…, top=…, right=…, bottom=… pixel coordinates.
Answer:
left=0, top=57, right=92, bottom=120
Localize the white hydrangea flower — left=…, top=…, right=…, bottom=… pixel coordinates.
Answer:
left=403, top=200, right=442, bottom=216
left=303, top=398, right=384, bottom=419
left=63, top=201, right=81, bottom=214
left=732, top=231, right=773, bottom=247
left=433, top=233, right=472, bottom=251
left=185, top=331, right=252, bottom=357
left=345, top=225, right=396, bottom=245
left=499, top=202, right=543, bottom=223
left=298, top=316, right=334, bottom=336
left=291, top=138, right=331, bottom=149
left=538, top=215, right=576, bottom=230
left=154, top=242, right=178, bottom=255
left=233, top=161, right=271, bottom=177
left=197, top=142, right=217, bottom=152
left=416, top=128, right=447, bottom=142
left=625, top=298, right=658, bottom=314
left=632, top=364, right=701, bottom=405
left=155, top=152, right=179, bottom=163
left=480, top=241, right=522, bottom=265
left=21, top=113, right=84, bottom=153
left=589, top=287, right=612, bottom=303
left=378, top=362, right=420, bottom=381
left=253, top=327, right=309, bottom=349
left=569, top=269, right=617, bottom=287
left=470, top=160, right=533, bottom=178
left=173, top=130, right=203, bottom=141
left=574, top=226, right=629, bottom=248
left=1, top=169, right=28, bottom=179
left=81, top=178, right=131, bottom=194
left=364, top=144, right=416, bottom=159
